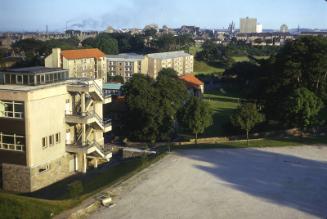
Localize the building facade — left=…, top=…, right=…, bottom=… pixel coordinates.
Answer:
left=106, top=53, right=148, bottom=82
left=45, top=48, right=107, bottom=81
left=0, top=67, right=112, bottom=193
left=240, top=17, right=257, bottom=33
left=147, top=51, right=194, bottom=79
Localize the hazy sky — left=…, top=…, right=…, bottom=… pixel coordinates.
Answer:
left=1, top=0, right=327, bottom=31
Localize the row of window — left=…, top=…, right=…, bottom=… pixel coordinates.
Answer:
left=0, top=133, right=25, bottom=152
left=0, top=100, right=24, bottom=119
left=42, top=133, right=61, bottom=149
left=4, top=72, right=68, bottom=86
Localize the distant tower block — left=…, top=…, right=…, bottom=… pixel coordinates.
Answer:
left=280, top=24, right=289, bottom=33
left=240, top=17, right=257, bottom=33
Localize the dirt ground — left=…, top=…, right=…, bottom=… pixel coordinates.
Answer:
left=89, top=146, right=327, bottom=219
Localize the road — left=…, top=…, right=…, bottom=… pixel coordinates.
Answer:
left=89, top=146, right=327, bottom=219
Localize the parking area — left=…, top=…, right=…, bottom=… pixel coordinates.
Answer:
left=89, top=146, right=327, bottom=219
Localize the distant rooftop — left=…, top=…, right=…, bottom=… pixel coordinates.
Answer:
left=4, top=66, right=65, bottom=74
left=106, top=53, right=144, bottom=61
left=147, top=51, right=192, bottom=59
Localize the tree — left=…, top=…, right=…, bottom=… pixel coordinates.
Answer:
left=107, top=75, right=124, bottom=83
left=230, top=103, right=265, bottom=145
left=261, top=36, right=327, bottom=122
left=283, top=88, right=324, bottom=129
left=122, top=75, right=160, bottom=143
left=155, top=68, right=188, bottom=141
left=82, top=37, right=97, bottom=48
left=178, top=97, right=213, bottom=144
left=95, top=33, right=119, bottom=54
left=121, top=69, right=188, bottom=143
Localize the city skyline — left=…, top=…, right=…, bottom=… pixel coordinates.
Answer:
left=0, top=0, right=327, bottom=31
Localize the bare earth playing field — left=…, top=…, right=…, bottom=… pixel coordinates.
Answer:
left=89, top=146, right=327, bottom=219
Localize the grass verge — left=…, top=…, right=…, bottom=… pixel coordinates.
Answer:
left=0, top=153, right=166, bottom=219
left=173, top=136, right=327, bottom=150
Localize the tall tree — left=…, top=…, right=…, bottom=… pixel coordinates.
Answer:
left=155, top=68, right=188, bottom=140
left=230, top=103, right=265, bottom=145
left=283, top=88, right=324, bottom=129
left=178, top=97, right=213, bottom=144
left=122, top=75, right=160, bottom=143
left=95, top=33, right=119, bottom=54
left=122, top=68, right=188, bottom=143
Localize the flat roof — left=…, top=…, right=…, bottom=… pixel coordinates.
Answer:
left=0, top=81, right=70, bottom=92
left=147, top=51, right=192, bottom=59
left=106, top=53, right=144, bottom=61
left=2, top=66, right=66, bottom=74
left=103, top=83, right=123, bottom=90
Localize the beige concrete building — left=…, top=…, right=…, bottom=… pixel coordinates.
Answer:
left=106, top=53, right=148, bottom=82
left=240, top=17, right=258, bottom=33
left=45, top=48, right=107, bottom=81
left=146, top=51, right=194, bottom=79
left=0, top=67, right=112, bottom=193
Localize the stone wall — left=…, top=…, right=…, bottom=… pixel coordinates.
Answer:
left=2, top=154, right=75, bottom=193
left=2, top=163, right=31, bottom=193
left=30, top=154, right=74, bottom=192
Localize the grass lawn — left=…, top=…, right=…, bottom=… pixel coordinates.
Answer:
left=194, top=60, right=225, bottom=75
left=174, top=136, right=327, bottom=150
left=0, top=154, right=166, bottom=219
left=203, top=88, right=241, bottom=137
left=0, top=192, right=76, bottom=219
left=189, top=45, right=202, bottom=56
left=254, top=56, right=270, bottom=60
left=232, top=56, right=250, bottom=62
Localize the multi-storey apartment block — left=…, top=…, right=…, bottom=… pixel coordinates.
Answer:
left=147, top=51, right=194, bottom=79
left=45, top=48, right=107, bottom=81
left=0, top=66, right=112, bottom=193
left=106, top=53, right=148, bottom=82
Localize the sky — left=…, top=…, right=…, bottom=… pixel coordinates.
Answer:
left=0, top=0, right=327, bottom=32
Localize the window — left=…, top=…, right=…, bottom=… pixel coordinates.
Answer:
left=0, top=133, right=25, bottom=152
left=49, top=135, right=54, bottom=146
left=0, top=101, right=24, bottom=119
left=55, top=133, right=61, bottom=144
left=16, top=75, right=23, bottom=84
left=42, top=137, right=47, bottom=149
left=38, top=164, right=50, bottom=174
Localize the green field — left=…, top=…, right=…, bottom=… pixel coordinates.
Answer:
left=189, top=45, right=202, bottom=56
left=194, top=55, right=267, bottom=75
left=194, top=60, right=225, bottom=75
left=203, top=88, right=241, bottom=137
left=232, top=56, right=250, bottom=62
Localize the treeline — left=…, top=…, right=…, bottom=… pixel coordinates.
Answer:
left=225, top=36, right=327, bottom=131
left=6, top=32, right=195, bottom=67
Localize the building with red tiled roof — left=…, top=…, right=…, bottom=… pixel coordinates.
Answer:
left=61, top=49, right=105, bottom=60
left=45, top=48, right=107, bottom=80
left=179, top=74, right=204, bottom=96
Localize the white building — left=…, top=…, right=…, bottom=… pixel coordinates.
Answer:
left=256, top=24, right=263, bottom=33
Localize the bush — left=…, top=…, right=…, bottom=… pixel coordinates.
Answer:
left=67, top=180, right=83, bottom=199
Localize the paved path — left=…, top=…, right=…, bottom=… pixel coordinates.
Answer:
left=89, top=146, right=327, bottom=219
